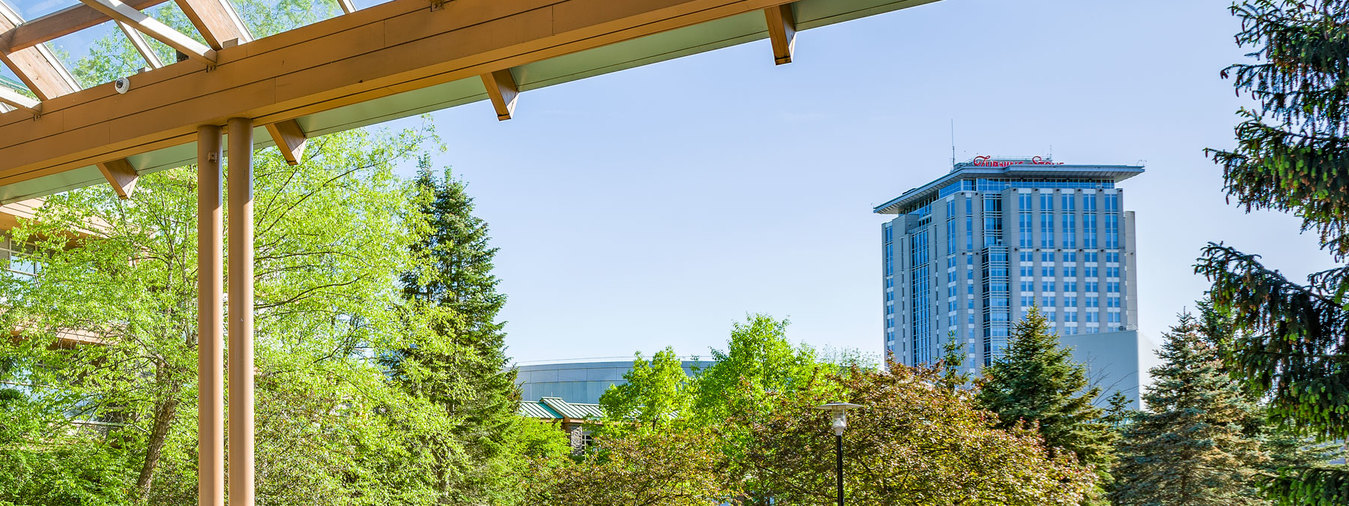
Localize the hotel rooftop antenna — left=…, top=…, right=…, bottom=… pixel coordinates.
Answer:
left=950, top=119, right=956, bottom=170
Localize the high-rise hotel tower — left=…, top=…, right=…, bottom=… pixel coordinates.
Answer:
left=874, top=156, right=1145, bottom=377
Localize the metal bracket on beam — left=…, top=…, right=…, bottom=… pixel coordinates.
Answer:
left=264, top=119, right=308, bottom=166
left=96, top=158, right=139, bottom=199
left=480, top=69, right=518, bottom=121
left=764, top=4, right=796, bottom=65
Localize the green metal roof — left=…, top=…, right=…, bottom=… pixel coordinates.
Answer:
left=519, top=397, right=603, bottom=420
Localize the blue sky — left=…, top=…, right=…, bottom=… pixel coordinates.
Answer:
left=12, top=0, right=1337, bottom=364
left=418, top=0, right=1336, bottom=364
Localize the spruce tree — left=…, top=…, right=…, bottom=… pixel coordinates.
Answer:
left=1111, top=314, right=1265, bottom=506
left=1195, top=0, right=1349, bottom=501
left=975, top=307, right=1115, bottom=482
left=387, top=162, right=519, bottom=500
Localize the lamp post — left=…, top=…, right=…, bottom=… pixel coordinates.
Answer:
left=813, top=402, right=861, bottom=506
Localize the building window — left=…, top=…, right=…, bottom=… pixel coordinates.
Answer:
left=1064, top=265, right=1078, bottom=277
left=1042, top=281, right=1055, bottom=292
left=1105, top=213, right=1120, bottom=249
left=1084, top=214, right=1098, bottom=249
left=1063, top=214, right=1076, bottom=248
left=1062, top=193, right=1076, bottom=211
left=1086, top=296, right=1099, bottom=308
left=1042, top=295, right=1056, bottom=307
left=1084, top=266, right=1098, bottom=278
left=1040, top=213, right=1054, bottom=248
left=1019, top=212, right=1033, bottom=248
left=1041, top=265, right=1055, bottom=278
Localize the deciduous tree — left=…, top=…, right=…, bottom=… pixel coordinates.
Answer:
left=745, top=361, right=1096, bottom=505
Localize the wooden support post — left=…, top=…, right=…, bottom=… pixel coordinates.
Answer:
left=226, top=117, right=254, bottom=506
left=196, top=124, right=224, bottom=506
left=764, top=3, right=796, bottom=65
left=480, top=69, right=518, bottom=121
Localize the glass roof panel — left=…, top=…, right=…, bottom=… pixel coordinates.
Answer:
left=12, top=0, right=81, bottom=21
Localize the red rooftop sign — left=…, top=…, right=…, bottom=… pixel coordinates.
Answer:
left=969, top=155, right=1064, bottom=167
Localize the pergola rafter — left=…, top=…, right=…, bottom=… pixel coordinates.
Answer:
left=77, top=0, right=216, bottom=64
left=0, top=1, right=80, bottom=101
left=117, top=20, right=164, bottom=68
left=0, top=0, right=167, bottom=54
left=174, top=0, right=250, bottom=50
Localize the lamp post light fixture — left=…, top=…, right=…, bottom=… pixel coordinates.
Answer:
left=813, top=402, right=862, bottom=506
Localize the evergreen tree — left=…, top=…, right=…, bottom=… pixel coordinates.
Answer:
left=975, top=307, right=1115, bottom=483
left=1111, top=314, right=1265, bottom=505
left=1195, top=0, right=1349, bottom=501
left=387, top=163, right=520, bottom=501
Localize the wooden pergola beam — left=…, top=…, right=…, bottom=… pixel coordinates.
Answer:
left=0, top=0, right=169, bottom=54
left=764, top=3, right=795, bottom=65
left=77, top=0, right=216, bottom=64
left=96, top=158, right=138, bottom=198
left=117, top=21, right=163, bottom=69
left=336, top=0, right=356, bottom=14
left=0, top=2, right=80, bottom=101
left=173, top=0, right=250, bottom=50
left=480, top=69, right=518, bottom=121
left=0, top=0, right=932, bottom=189
left=264, top=119, right=306, bottom=165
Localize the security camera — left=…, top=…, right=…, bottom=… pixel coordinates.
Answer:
left=114, top=77, right=130, bottom=95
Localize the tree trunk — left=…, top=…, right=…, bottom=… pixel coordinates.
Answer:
left=134, top=382, right=183, bottom=503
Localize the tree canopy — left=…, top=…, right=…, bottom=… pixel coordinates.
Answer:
left=1196, top=1, right=1349, bottom=501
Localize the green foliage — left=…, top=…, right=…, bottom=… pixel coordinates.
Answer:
left=744, top=361, right=1096, bottom=505
left=1112, top=314, right=1266, bottom=505
left=975, top=308, right=1115, bottom=481
left=527, top=426, right=738, bottom=505
left=691, top=314, right=822, bottom=424
left=384, top=163, right=524, bottom=503
left=599, top=347, right=693, bottom=431
left=1196, top=2, right=1349, bottom=501
left=0, top=381, right=136, bottom=506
